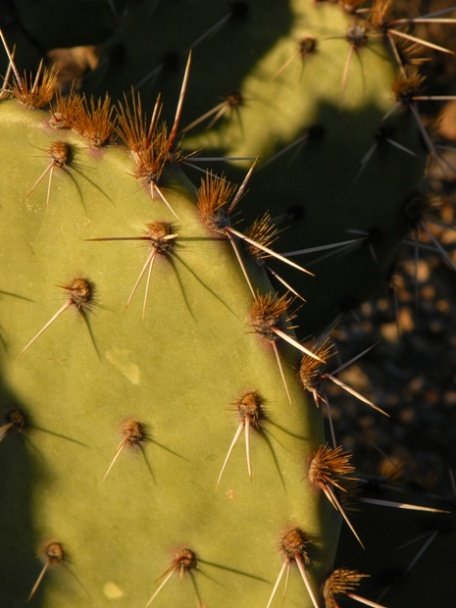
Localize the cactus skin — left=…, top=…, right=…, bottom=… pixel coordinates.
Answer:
left=0, top=99, right=339, bottom=607
left=1, top=1, right=431, bottom=334
left=73, top=0, right=428, bottom=335
left=1, top=2, right=454, bottom=607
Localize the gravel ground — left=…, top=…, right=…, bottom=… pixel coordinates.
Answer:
left=325, top=147, right=456, bottom=496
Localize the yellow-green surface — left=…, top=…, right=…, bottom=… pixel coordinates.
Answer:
left=0, top=101, right=338, bottom=608
left=77, top=0, right=426, bottom=334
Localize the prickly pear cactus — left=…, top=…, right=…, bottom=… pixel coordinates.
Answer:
left=1, top=0, right=433, bottom=333
left=0, top=97, right=339, bottom=608
left=1, top=1, right=454, bottom=607
left=77, top=0, right=430, bottom=334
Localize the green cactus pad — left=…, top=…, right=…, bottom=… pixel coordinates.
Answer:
left=0, top=99, right=339, bottom=608
left=76, top=0, right=428, bottom=334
